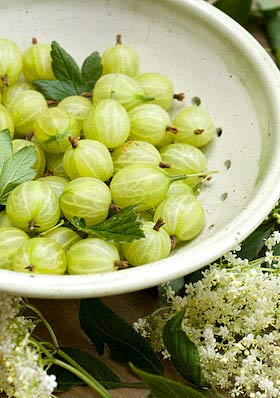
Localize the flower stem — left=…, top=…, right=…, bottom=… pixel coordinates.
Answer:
left=114, top=381, right=146, bottom=388
left=23, top=304, right=111, bottom=398
left=40, top=219, right=65, bottom=236
left=23, top=303, right=59, bottom=348
left=51, top=358, right=112, bottom=398
left=170, top=170, right=218, bottom=183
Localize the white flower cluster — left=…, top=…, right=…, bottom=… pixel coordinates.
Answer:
left=0, top=294, right=57, bottom=398
left=135, top=251, right=280, bottom=398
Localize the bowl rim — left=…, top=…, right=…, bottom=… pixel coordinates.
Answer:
left=2, top=0, right=280, bottom=298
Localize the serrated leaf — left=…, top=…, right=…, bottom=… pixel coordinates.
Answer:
left=51, top=41, right=83, bottom=92
left=214, top=0, right=252, bottom=25
left=79, top=298, right=164, bottom=375
left=50, top=347, right=121, bottom=392
left=81, top=51, right=103, bottom=92
left=33, top=42, right=103, bottom=100
left=0, top=144, right=37, bottom=204
left=163, top=308, right=209, bottom=387
left=32, top=79, right=78, bottom=100
left=130, top=364, right=208, bottom=398
left=0, top=130, right=13, bottom=175
left=43, top=129, right=73, bottom=144
left=73, top=216, right=86, bottom=229
left=72, top=205, right=145, bottom=242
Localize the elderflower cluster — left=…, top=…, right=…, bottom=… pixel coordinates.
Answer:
left=0, top=294, right=57, bottom=398
left=134, top=248, right=280, bottom=398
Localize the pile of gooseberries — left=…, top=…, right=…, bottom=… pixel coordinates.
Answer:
left=0, top=35, right=216, bottom=275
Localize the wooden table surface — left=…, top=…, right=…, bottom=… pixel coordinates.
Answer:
left=1, top=11, right=275, bottom=398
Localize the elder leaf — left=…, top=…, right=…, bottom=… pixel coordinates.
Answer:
left=0, top=131, right=36, bottom=204
left=79, top=298, right=163, bottom=375
left=72, top=205, right=145, bottom=243
left=81, top=51, right=103, bottom=92
left=214, top=0, right=252, bottom=26
left=163, top=308, right=209, bottom=387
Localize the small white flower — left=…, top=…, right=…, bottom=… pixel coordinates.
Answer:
left=141, top=260, right=280, bottom=398
left=0, top=294, right=56, bottom=398
left=133, top=317, right=148, bottom=332
left=161, top=349, right=171, bottom=360
left=258, top=377, right=279, bottom=396
left=273, top=230, right=280, bottom=243
left=264, top=251, right=274, bottom=264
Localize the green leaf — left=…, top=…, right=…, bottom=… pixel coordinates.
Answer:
left=202, top=390, right=225, bottom=398
left=167, top=277, right=185, bottom=294
left=33, top=42, right=102, bottom=100
left=32, top=79, right=78, bottom=100
left=185, top=267, right=207, bottom=285
left=238, top=221, right=275, bottom=260
left=79, top=298, right=164, bottom=375
left=72, top=205, right=145, bottom=243
left=214, top=0, right=252, bottom=25
left=263, top=12, right=280, bottom=67
left=50, top=347, right=121, bottom=392
left=276, top=49, right=280, bottom=67
left=51, top=41, right=83, bottom=91
left=162, top=308, right=209, bottom=387
left=0, top=130, right=13, bottom=175
left=81, top=51, right=103, bottom=92
left=0, top=134, right=37, bottom=204
left=257, top=0, right=280, bottom=14
left=158, top=277, right=185, bottom=306
left=130, top=364, right=209, bottom=398
left=43, top=129, right=73, bottom=144
left=271, top=241, right=280, bottom=256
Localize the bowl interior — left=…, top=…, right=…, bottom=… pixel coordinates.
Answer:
left=1, top=0, right=280, bottom=298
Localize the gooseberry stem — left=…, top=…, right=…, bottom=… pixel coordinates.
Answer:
left=1, top=75, right=8, bottom=86
left=137, top=94, right=156, bottom=102
left=28, top=220, right=36, bottom=230
left=173, top=92, right=185, bottom=101
left=194, top=129, right=204, bottom=135
left=81, top=91, right=92, bottom=98
left=116, top=33, right=122, bottom=45
left=153, top=218, right=165, bottom=231
left=47, top=99, right=60, bottom=106
left=159, top=161, right=171, bottom=169
left=69, top=135, right=80, bottom=148
left=40, top=219, right=65, bottom=236
left=25, top=131, right=34, bottom=141
left=115, top=260, right=129, bottom=269
left=166, top=126, right=178, bottom=134
left=170, top=235, right=177, bottom=249
left=109, top=203, right=122, bottom=213
left=170, top=170, right=218, bottom=183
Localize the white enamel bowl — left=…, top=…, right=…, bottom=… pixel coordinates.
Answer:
left=1, top=0, right=280, bottom=298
